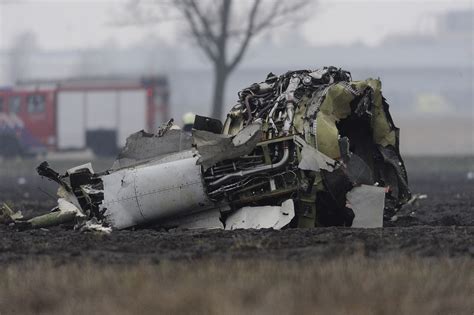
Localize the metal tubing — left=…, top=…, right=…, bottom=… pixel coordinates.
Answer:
left=209, top=143, right=289, bottom=187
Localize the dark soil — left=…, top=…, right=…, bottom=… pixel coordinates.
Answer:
left=0, top=156, right=473, bottom=264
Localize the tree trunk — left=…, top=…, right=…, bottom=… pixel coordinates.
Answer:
left=211, top=66, right=228, bottom=120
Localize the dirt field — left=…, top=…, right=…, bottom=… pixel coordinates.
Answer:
left=0, top=156, right=473, bottom=314
left=1, top=156, right=473, bottom=263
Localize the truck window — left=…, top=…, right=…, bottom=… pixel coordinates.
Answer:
left=9, top=96, right=21, bottom=114
left=27, top=94, right=45, bottom=113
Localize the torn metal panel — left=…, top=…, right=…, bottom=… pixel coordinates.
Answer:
left=112, top=129, right=193, bottom=170
left=57, top=198, right=84, bottom=216
left=341, top=154, right=374, bottom=186
left=225, top=199, right=295, bottom=230
left=295, top=136, right=336, bottom=172
left=193, top=120, right=262, bottom=170
left=346, top=185, right=385, bottom=228
left=377, top=144, right=410, bottom=205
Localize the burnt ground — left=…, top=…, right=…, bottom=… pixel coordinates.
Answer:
left=0, top=156, right=473, bottom=264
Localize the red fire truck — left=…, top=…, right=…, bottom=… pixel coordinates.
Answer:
left=0, top=76, right=169, bottom=156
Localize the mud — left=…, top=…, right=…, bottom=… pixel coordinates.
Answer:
left=0, top=156, right=473, bottom=264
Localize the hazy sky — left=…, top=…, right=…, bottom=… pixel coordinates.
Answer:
left=0, top=0, right=471, bottom=50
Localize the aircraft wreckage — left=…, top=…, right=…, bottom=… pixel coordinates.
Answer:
left=3, top=67, right=411, bottom=231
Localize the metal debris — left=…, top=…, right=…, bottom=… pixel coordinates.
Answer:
left=79, top=218, right=112, bottom=233
left=346, top=185, right=385, bottom=228
left=7, top=66, right=411, bottom=232
left=406, top=193, right=428, bottom=206
left=225, top=199, right=295, bottom=230
left=1, top=198, right=82, bottom=229
left=193, top=120, right=262, bottom=170
left=295, top=136, right=336, bottom=172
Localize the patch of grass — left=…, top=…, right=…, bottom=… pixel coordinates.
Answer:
left=0, top=256, right=473, bottom=315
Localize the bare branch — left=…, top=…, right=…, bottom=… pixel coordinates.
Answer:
left=226, top=0, right=311, bottom=73
left=253, top=0, right=310, bottom=34
left=226, top=0, right=261, bottom=73
left=186, top=0, right=218, bottom=43
left=116, top=0, right=313, bottom=118
left=178, top=0, right=219, bottom=62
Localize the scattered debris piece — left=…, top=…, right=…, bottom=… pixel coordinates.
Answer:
left=406, top=193, right=428, bottom=206
left=7, top=66, right=411, bottom=232
left=79, top=218, right=112, bottom=234
left=1, top=198, right=81, bottom=229
left=225, top=199, right=295, bottom=230
left=0, top=203, right=22, bottom=224
left=347, top=185, right=385, bottom=228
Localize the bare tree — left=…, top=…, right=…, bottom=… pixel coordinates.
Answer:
left=127, top=0, right=311, bottom=119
